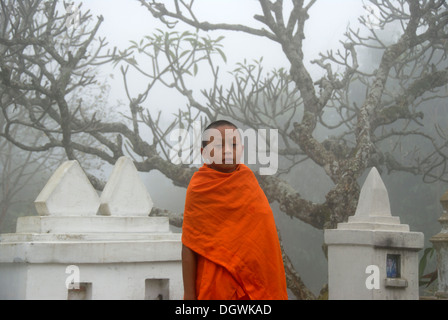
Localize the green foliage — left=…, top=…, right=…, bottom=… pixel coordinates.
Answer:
left=419, top=247, right=437, bottom=288
left=121, top=29, right=227, bottom=78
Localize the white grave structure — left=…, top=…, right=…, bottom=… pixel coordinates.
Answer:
left=430, top=190, right=448, bottom=299
left=0, top=157, right=182, bottom=300
left=325, top=167, right=424, bottom=300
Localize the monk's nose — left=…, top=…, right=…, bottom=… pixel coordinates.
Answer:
left=224, top=143, right=233, bottom=153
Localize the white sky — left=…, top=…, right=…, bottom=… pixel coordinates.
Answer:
left=78, top=0, right=366, bottom=65
left=70, top=0, right=368, bottom=122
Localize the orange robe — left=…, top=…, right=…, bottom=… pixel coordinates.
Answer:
left=182, top=164, right=288, bottom=300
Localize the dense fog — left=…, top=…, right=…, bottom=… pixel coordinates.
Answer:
left=1, top=0, right=447, bottom=298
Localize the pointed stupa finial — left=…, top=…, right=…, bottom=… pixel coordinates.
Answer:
left=339, top=167, right=407, bottom=230
left=34, top=160, right=100, bottom=216
left=99, top=156, right=153, bottom=216
left=354, top=167, right=392, bottom=218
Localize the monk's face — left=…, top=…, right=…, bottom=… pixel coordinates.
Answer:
left=201, top=125, right=243, bottom=173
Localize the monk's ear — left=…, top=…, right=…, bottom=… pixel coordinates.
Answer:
left=201, top=147, right=212, bottom=164
left=201, top=147, right=205, bottom=159
left=238, top=143, right=244, bottom=155
left=236, top=144, right=244, bottom=164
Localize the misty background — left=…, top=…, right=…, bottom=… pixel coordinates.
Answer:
left=1, top=0, right=447, bottom=297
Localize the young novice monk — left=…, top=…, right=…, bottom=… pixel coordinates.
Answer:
left=182, top=120, right=288, bottom=300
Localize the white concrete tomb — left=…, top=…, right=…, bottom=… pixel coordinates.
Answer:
left=325, top=167, right=424, bottom=300
left=0, top=158, right=182, bottom=300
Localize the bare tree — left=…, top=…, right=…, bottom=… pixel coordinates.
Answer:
left=1, top=0, right=448, bottom=299
left=0, top=0, right=121, bottom=186
left=0, top=116, right=60, bottom=231
left=134, top=0, right=448, bottom=225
